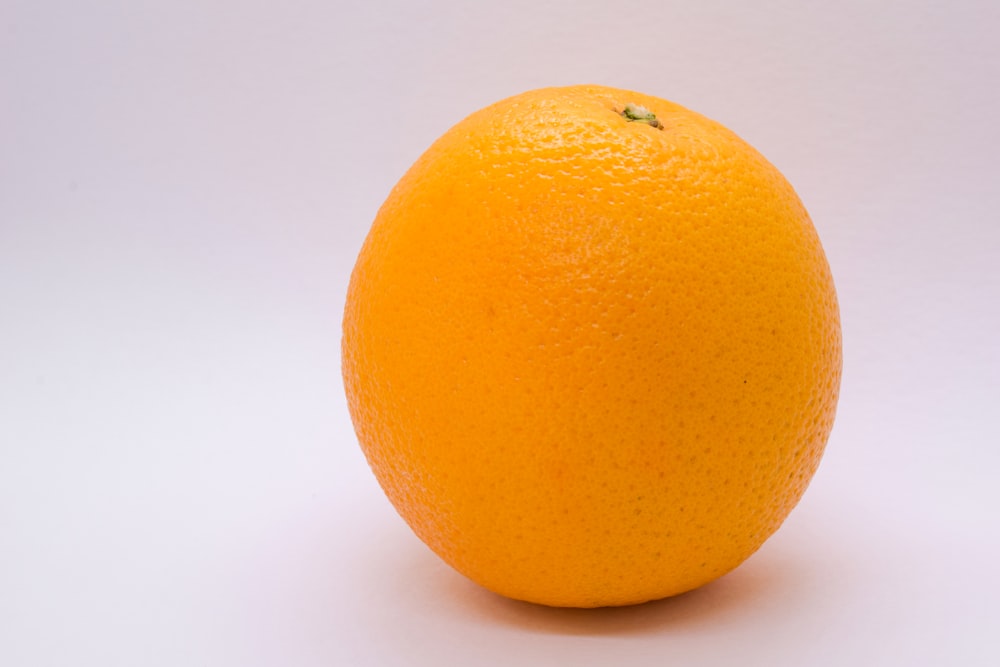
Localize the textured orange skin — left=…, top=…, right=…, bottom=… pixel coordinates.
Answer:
left=342, top=85, right=841, bottom=608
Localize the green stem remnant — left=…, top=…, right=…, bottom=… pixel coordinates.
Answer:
left=621, top=103, right=663, bottom=129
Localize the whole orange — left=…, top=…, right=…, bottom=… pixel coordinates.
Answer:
left=342, top=85, right=841, bottom=608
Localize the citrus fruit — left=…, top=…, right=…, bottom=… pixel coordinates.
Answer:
left=342, top=84, right=841, bottom=608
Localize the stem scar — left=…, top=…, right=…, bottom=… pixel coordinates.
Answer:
left=619, top=103, right=664, bottom=129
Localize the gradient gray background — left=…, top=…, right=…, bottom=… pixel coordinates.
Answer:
left=3, top=1, right=998, bottom=665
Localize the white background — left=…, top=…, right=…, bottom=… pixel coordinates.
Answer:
left=3, top=1, right=999, bottom=665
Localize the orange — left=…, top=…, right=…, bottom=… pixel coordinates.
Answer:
left=342, top=85, right=841, bottom=608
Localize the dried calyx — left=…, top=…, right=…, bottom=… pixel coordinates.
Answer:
left=620, top=103, right=663, bottom=129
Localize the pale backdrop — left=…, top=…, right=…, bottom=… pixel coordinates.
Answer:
left=3, top=1, right=998, bottom=665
